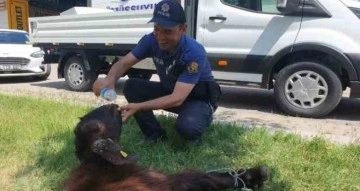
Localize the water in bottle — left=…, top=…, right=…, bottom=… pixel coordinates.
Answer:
left=97, top=88, right=117, bottom=106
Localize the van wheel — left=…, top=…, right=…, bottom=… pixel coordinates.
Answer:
left=274, top=61, right=342, bottom=118
left=64, top=56, right=97, bottom=91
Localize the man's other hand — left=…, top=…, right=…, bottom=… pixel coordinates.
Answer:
left=120, top=103, right=141, bottom=122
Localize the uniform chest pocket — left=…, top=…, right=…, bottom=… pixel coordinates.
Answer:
left=166, top=59, right=186, bottom=79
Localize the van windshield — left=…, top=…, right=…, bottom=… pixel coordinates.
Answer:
left=0, top=31, right=30, bottom=44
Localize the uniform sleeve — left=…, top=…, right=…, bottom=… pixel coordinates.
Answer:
left=131, top=34, right=154, bottom=60
left=177, top=45, right=207, bottom=84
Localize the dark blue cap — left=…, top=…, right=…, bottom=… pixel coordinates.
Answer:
left=148, top=0, right=186, bottom=29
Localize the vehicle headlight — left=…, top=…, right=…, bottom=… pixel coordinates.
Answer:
left=349, top=7, right=360, bottom=19
left=30, top=50, right=45, bottom=58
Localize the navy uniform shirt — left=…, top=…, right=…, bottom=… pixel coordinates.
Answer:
left=131, top=33, right=214, bottom=92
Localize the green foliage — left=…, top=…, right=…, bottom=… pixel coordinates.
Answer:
left=0, top=94, right=359, bottom=191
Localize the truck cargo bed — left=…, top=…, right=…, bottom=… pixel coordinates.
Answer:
left=29, top=8, right=153, bottom=46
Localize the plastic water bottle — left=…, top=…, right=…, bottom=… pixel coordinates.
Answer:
left=100, top=88, right=117, bottom=101
left=97, top=88, right=117, bottom=106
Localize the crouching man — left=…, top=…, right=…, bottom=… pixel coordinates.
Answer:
left=93, top=0, right=221, bottom=144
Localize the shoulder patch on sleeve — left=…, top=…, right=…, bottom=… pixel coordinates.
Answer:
left=187, top=63, right=199, bottom=73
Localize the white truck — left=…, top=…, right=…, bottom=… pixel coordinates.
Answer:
left=29, top=0, right=360, bottom=118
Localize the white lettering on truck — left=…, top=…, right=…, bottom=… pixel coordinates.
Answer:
left=107, top=3, right=156, bottom=12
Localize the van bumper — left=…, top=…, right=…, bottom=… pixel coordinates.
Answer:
left=350, top=81, right=360, bottom=98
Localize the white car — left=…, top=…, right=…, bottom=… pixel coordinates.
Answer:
left=0, top=29, right=50, bottom=79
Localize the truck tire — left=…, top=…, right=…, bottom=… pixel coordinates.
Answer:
left=127, top=69, right=152, bottom=80
left=274, top=61, right=342, bottom=118
left=64, top=56, right=97, bottom=91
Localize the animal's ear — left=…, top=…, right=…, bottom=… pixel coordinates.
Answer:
left=91, top=138, right=136, bottom=165
left=91, top=138, right=124, bottom=165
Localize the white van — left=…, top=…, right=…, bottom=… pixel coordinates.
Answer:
left=29, top=0, right=360, bottom=117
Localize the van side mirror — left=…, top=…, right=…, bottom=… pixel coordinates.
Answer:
left=277, top=0, right=301, bottom=14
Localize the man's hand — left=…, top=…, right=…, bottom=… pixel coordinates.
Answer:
left=92, top=52, right=140, bottom=97
left=92, top=78, right=115, bottom=97
left=120, top=103, right=142, bottom=122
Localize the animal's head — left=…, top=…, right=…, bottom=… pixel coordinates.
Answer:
left=74, top=104, right=132, bottom=165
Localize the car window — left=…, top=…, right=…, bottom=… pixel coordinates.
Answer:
left=222, top=0, right=280, bottom=14
left=0, top=31, right=30, bottom=44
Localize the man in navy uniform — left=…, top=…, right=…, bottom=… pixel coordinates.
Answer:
left=93, top=0, right=220, bottom=144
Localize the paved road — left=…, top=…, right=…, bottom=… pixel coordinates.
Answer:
left=0, top=64, right=359, bottom=144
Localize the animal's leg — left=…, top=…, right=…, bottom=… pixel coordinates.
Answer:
left=170, top=166, right=269, bottom=191
left=169, top=171, right=233, bottom=191
left=207, top=166, right=270, bottom=190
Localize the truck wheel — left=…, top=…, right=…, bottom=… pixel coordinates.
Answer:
left=128, top=70, right=152, bottom=80
left=274, top=61, right=342, bottom=118
left=64, top=56, right=97, bottom=91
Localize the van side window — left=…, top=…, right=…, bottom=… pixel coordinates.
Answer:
left=222, top=0, right=280, bottom=14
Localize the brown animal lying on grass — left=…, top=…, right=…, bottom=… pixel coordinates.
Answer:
left=64, top=104, right=269, bottom=191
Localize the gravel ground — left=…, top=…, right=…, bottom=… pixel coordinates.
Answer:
left=0, top=64, right=359, bottom=145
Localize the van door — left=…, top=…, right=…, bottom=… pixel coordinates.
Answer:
left=198, top=0, right=301, bottom=84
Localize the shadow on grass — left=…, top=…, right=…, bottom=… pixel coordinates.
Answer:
left=14, top=130, right=77, bottom=190
left=15, top=116, right=291, bottom=191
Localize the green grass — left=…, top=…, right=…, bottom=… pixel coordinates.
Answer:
left=0, top=94, right=359, bottom=191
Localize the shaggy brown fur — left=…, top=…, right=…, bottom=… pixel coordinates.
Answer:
left=64, top=104, right=269, bottom=191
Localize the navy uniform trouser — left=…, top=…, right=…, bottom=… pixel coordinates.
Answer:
left=123, top=78, right=213, bottom=141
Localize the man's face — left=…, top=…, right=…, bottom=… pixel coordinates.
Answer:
left=153, top=23, right=187, bottom=53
